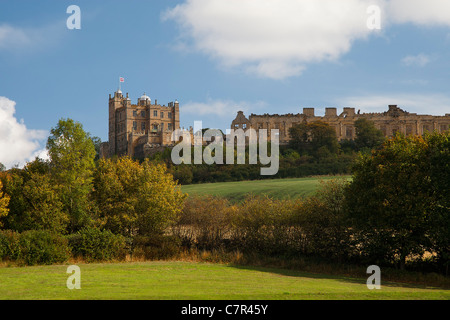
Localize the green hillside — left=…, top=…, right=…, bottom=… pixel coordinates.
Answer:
left=181, top=176, right=350, bottom=202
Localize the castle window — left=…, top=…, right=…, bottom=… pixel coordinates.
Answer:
left=441, top=124, right=449, bottom=132
left=153, top=110, right=158, bottom=117
left=141, top=111, right=145, bottom=117
left=141, top=122, right=146, bottom=131
left=406, top=125, right=413, bottom=135
left=168, top=123, right=172, bottom=131
left=161, top=123, right=164, bottom=131
left=153, top=124, right=158, bottom=131
left=133, top=121, right=137, bottom=131
left=161, top=112, right=164, bottom=118
left=346, top=127, right=353, bottom=138
left=133, top=110, right=137, bottom=117
left=168, top=112, right=172, bottom=119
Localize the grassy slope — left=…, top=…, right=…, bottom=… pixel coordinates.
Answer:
left=181, top=176, right=350, bottom=202
left=0, top=261, right=448, bottom=300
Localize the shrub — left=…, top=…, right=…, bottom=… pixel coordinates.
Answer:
left=0, top=230, right=21, bottom=261
left=68, top=227, right=126, bottom=262
left=131, top=235, right=181, bottom=260
left=18, top=230, right=71, bottom=266
left=231, top=196, right=296, bottom=256
left=0, top=230, right=70, bottom=265
left=174, top=195, right=235, bottom=249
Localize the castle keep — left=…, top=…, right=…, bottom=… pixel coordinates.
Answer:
left=231, top=105, right=450, bottom=145
left=101, top=89, right=180, bottom=159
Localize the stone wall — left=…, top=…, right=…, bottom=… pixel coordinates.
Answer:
left=231, top=105, right=450, bottom=144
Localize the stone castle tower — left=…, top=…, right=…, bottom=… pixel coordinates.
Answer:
left=101, top=89, right=180, bottom=159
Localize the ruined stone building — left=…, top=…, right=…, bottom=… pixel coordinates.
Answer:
left=231, top=105, right=450, bottom=145
left=101, top=89, right=181, bottom=159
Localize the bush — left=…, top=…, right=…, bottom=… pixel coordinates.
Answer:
left=18, top=230, right=71, bottom=265
left=174, top=195, right=235, bottom=249
left=231, top=196, right=296, bottom=256
left=0, top=230, right=21, bottom=261
left=131, top=235, right=181, bottom=260
left=0, top=230, right=70, bottom=265
left=68, top=227, right=126, bottom=262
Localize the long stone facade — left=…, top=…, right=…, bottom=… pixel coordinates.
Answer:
left=101, top=89, right=181, bottom=159
left=231, top=105, right=450, bottom=145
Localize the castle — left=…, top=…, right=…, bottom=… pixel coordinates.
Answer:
left=101, top=88, right=450, bottom=159
left=231, top=105, right=450, bottom=145
left=100, top=89, right=181, bottom=159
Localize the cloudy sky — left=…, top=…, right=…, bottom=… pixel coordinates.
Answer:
left=1, top=0, right=450, bottom=168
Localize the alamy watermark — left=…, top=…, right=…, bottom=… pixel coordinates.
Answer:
left=367, top=5, right=382, bottom=30
left=66, top=265, right=81, bottom=289
left=171, top=121, right=280, bottom=176
left=366, top=265, right=381, bottom=290
left=66, top=5, right=81, bottom=30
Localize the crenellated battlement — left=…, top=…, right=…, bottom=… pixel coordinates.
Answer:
left=231, top=105, right=450, bottom=144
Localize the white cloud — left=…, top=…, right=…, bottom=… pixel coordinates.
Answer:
left=401, top=54, right=431, bottom=67
left=163, top=0, right=384, bottom=79
left=0, top=22, right=64, bottom=52
left=387, top=0, right=450, bottom=26
left=0, top=24, right=34, bottom=50
left=163, top=0, right=450, bottom=79
left=336, top=93, right=450, bottom=116
left=0, top=97, right=48, bottom=169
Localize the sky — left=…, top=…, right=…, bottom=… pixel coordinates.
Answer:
left=1, top=0, right=450, bottom=168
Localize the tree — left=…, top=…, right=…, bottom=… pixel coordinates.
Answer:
left=425, top=131, right=450, bottom=273
left=46, top=118, right=96, bottom=232
left=292, top=178, right=352, bottom=262
left=93, top=157, right=186, bottom=238
left=90, top=136, right=102, bottom=161
left=354, top=118, right=385, bottom=152
left=0, top=158, right=69, bottom=233
left=0, top=179, right=10, bottom=227
left=289, top=121, right=339, bottom=157
left=345, top=132, right=449, bottom=270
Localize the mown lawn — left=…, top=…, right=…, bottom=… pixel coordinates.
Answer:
left=181, top=176, right=350, bottom=202
left=0, top=261, right=448, bottom=300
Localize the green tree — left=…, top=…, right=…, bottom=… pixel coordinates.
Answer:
left=0, top=159, right=69, bottom=233
left=90, top=136, right=102, bottom=161
left=345, top=132, right=449, bottom=270
left=354, top=118, right=385, bottom=152
left=93, top=157, right=186, bottom=237
left=425, top=131, right=450, bottom=273
left=46, top=118, right=96, bottom=232
left=289, top=121, right=339, bottom=157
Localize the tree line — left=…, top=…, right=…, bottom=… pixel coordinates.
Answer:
left=0, top=118, right=448, bottom=276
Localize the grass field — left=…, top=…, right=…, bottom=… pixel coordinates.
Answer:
left=181, top=176, right=350, bottom=202
left=0, top=261, right=448, bottom=300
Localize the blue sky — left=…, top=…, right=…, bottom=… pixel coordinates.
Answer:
left=1, top=0, right=450, bottom=167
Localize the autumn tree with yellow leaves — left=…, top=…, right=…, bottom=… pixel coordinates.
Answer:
left=0, top=179, right=10, bottom=226
left=93, top=157, right=186, bottom=238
